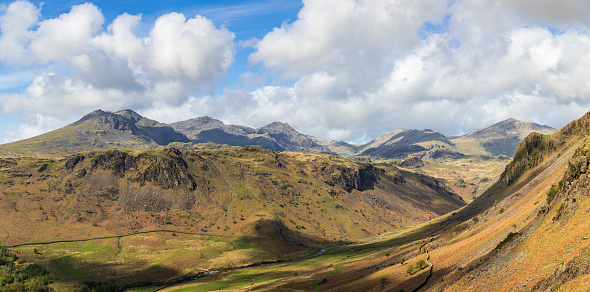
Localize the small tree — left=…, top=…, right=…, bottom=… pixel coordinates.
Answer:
left=416, top=260, right=428, bottom=270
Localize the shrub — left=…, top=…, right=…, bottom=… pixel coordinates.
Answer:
left=499, top=208, right=505, bottom=214
left=495, top=232, right=519, bottom=250
left=568, top=160, right=583, bottom=182
left=546, top=183, right=558, bottom=205
left=472, top=216, right=479, bottom=224
left=406, top=259, right=429, bottom=275
left=415, top=260, right=428, bottom=270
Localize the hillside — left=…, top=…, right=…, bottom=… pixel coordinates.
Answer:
left=357, top=129, right=457, bottom=159
left=450, top=118, right=556, bottom=156
left=347, top=120, right=556, bottom=203
left=171, top=117, right=327, bottom=152
left=0, top=146, right=464, bottom=289
left=150, top=111, right=588, bottom=291
left=418, top=111, right=590, bottom=291
left=0, top=109, right=190, bottom=158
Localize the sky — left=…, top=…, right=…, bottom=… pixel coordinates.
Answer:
left=1, top=0, right=590, bottom=144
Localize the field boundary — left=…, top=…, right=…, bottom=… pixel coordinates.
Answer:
left=6, top=229, right=235, bottom=248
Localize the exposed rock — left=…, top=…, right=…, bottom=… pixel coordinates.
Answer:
left=399, top=156, right=425, bottom=168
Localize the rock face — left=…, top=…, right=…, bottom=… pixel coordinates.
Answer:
left=114, top=110, right=190, bottom=146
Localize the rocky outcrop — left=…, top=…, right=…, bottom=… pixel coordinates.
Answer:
left=499, top=132, right=555, bottom=185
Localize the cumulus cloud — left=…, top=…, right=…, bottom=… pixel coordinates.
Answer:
left=0, top=1, right=235, bottom=142
left=0, top=0, right=40, bottom=65
left=237, top=0, right=590, bottom=141
left=3, top=0, right=590, bottom=144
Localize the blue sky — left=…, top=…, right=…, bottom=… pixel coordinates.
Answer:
left=1, top=0, right=590, bottom=144
left=0, top=0, right=302, bottom=136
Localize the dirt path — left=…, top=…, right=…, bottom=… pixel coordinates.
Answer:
left=0, top=225, right=9, bottom=245
left=114, top=236, right=123, bottom=261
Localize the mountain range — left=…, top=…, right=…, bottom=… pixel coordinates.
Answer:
left=144, top=110, right=590, bottom=291
left=1, top=107, right=587, bottom=291
left=0, top=109, right=556, bottom=160
left=170, top=116, right=327, bottom=152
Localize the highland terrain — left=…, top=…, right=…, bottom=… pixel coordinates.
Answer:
left=0, top=109, right=566, bottom=291
left=139, top=113, right=590, bottom=291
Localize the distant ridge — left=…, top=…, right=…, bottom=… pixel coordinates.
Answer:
left=171, top=117, right=327, bottom=152
left=0, top=109, right=557, bottom=160
left=0, top=109, right=189, bottom=158
left=450, top=118, right=556, bottom=156
left=323, top=119, right=557, bottom=160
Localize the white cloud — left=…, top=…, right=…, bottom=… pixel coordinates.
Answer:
left=30, top=3, right=105, bottom=64
left=0, top=0, right=40, bottom=65
left=3, top=0, right=590, bottom=144
left=234, top=0, right=590, bottom=142
left=148, top=13, right=234, bottom=84
left=0, top=1, right=235, bottom=143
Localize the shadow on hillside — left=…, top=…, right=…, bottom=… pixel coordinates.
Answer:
left=48, top=255, right=180, bottom=290
left=252, top=218, right=352, bottom=250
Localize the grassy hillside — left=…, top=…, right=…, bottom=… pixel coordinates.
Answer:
left=154, top=111, right=590, bottom=291
left=0, top=145, right=464, bottom=290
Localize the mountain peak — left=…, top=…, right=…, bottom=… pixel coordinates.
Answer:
left=450, top=118, right=556, bottom=156
left=196, top=116, right=222, bottom=123
left=76, top=109, right=108, bottom=122
left=115, top=109, right=144, bottom=122
left=258, top=121, right=296, bottom=134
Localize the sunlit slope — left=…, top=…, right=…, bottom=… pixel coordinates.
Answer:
left=410, top=111, right=590, bottom=291
left=0, top=145, right=465, bottom=288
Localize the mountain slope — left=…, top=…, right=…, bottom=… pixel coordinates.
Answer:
left=198, top=112, right=583, bottom=292
left=0, top=110, right=190, bottom=158
left=397, top=111, right=590, bottom=291
left=0, top=146, right=464, bottom=288
left=357, top=129, right=456, bottom=159
left=171, top=117, right=327, bottom=152
left=450, top=118, right=556, bottom=156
